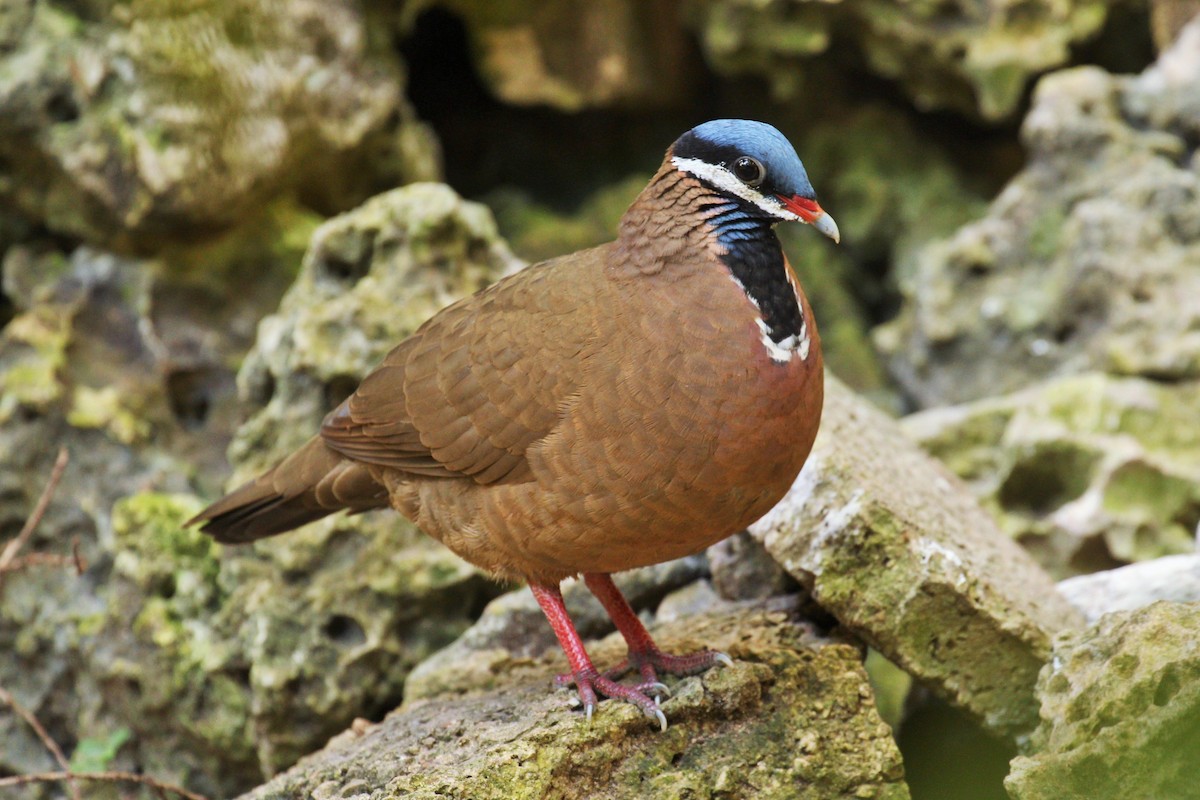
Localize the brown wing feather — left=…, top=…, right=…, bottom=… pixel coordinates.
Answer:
left=320, top=248, right=607, bottom=483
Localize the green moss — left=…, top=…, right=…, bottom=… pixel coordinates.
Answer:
left=66, top=384, right=152, bottom=444
left=487, top=174, right=645, bottom=263
left=865, top=649, right=913, bottom=730
left=0, top=305, right=72, bottom=421
left=112, top=492, right=214, bottom=579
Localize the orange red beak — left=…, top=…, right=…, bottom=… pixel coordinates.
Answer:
left=777, top=195, right=840, bottom=243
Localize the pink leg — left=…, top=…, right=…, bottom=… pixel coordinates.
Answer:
left=583, top=572, right=732, bottom=684
left=529, top=582, right=667, bottom=730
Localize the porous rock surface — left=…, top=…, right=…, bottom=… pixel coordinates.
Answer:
left=0, top=0, right=437, bottom=245
left=240, top=599, right=911, bottom=800
left=750, top=374, right=1083, bottom=735
left=903, top=373, right=1200, bottom=578
left=0, top=185, right=515, bottom=798
left=685, top=0, right=1120, bottom=120
left=1006, top=601, right=1200, bottom=799
left=876, top=19, right=1200, bottom=407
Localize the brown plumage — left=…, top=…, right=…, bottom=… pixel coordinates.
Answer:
left=191, top=119, right=837, bottom=728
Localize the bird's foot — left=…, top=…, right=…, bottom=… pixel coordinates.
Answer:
left=602, top=647, right=734, bottom=683
left=556, top=647, right=733, bottom=722
left=562, top=667, right=669, bottom=731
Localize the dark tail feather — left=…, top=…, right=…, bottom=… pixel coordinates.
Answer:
left=188, top=436, right=389, bottom=544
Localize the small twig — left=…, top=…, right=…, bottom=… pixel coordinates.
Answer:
left=71, top=536, right=87, bottom=574
left=0, top=771, right=209, bottom=800
left=0, top=553, right=77, bottom=573
left=0, top=447, right=69, bottom=572
left=0, top=686, right=81, bottom=800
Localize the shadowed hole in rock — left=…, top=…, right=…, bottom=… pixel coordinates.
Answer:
left=166, top=367, right=219, bottom=429
left=45, top=89, right=80, bottom=123
left=228, top=667, right=252, bottom=687
left=998, top=444, right=1099, bottom=517
left=1052, top=321, right=1076, bottom=344
left=317, top=231, right=375, bottom=284
left=1066, top=535, right=1123, bottom=576
left=248, top=370, right=276, bottom=407
left=1154, top=666, right=1182, bottom=707
left=323, top=614, right=367, bottom=647
left=120, top=677, right=143, bottom=701
left=0, top=284, right=13, bottom=332
left=156, top=574, right=177, bottom=600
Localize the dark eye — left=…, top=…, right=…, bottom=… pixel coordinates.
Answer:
left=732, top=156, right=766, bottom=187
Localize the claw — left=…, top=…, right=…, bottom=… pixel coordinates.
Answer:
left=585, top=702, right=594, bottom=723
left=639, top=681, right=671, bottom=700
left=714, top=652, right=734, bottom=669
left=653, top=708, right=668, bottom=732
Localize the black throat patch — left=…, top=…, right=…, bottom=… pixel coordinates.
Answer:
left=704, top=200, right=805, bottom=345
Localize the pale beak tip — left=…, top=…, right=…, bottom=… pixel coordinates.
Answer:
left=813, top=211, right=840, bottom=244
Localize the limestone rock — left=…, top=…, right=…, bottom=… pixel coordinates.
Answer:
left=0, top=0, right=438, bottom=245
left=877, top=20, right=1200, bottom=406
left=708, top=530, right=798, bottom=601
left=685, top=0, right=1122, bottom=120
left=240, top=600, right=911, bottom=800
left=0, top=249, right=249, bottom=793
left=903, top=373, right=1200, bottom=577
left=402, top=0, right=694, bottom=111
left=1058, top=554, right=1200, bottom=622
left=0, top=185, right=517, bottom=798
left=750, top=373, right=1083, bottom=735
left=1006, top=601, right=1200, bottom=799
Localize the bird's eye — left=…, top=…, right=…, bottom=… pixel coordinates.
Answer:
left=731, top=156, right=766, bottom=187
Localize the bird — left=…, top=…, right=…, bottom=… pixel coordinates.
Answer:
left=190, top=119, right=837, bottom=730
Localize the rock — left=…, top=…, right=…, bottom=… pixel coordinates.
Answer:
left=0, top=0, right=438, bottom=245
left=786, top=106, right=991, bottom=402
left=655, top=579, right=725, bottom=624
left=240, top=599, right=911, bottom=800
left=1006, top=601, right=1200, bottom=799
left=405, top=1, right=694, bottom=111
left=903, top=373, right=1200, bottom=577
left=877, top=20, right=1200, bottom=406
left=404, top=556, right=707, bottom=700
left=685, top=0, right=1124, bottom=120
left=750, top=373, right=1083, bottom=736
left=1150, top=0, right=1200, bottom=50
left=0, top=185, right=518, bottom=798
left=0, top=250, right=240, bottom=792
left=1058, top=554, right=1200, bottom=622
left=708, top=530, right=798, bottom=601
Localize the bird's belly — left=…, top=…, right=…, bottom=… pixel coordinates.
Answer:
left=476, top=316, right=824, bottom=580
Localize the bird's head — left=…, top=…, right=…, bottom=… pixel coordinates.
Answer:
left=669, top=119, right=840, bottom=244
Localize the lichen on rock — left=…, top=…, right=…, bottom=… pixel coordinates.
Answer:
left=1006, top=601, right=1200, bottom=799
left=903, top=373, right=1200, bottom=578
left=751, top=373, right=1082, bottom=735
left=876, top=20, right=1200, bottom=406
left=240, top=599, right=911, bottom=800
left=684, top=0, right=1121, bottom=120
left=0, top=0, right=438, bottom=245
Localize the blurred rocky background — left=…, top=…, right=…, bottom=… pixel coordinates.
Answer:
left=1, top=1, right=1197, bottom=798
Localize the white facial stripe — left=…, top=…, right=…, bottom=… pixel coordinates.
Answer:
left=671, top=156, right=802, bottom=222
